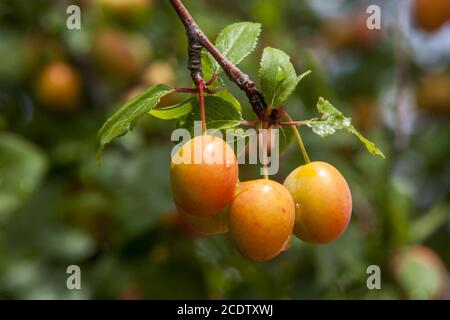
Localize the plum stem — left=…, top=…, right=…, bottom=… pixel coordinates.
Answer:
left=282, top=111, right=310, bottom=164
left=258, top=121, right=270, bottom=179
left=204, top=72, right=218, bottom=87
left=196, top=78, right=207, bottom=134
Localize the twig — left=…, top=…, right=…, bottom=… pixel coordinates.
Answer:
left=169, top=0, right=271, bottom=122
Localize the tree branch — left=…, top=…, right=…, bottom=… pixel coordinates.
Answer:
left=169, top=0, right=270, bottom=121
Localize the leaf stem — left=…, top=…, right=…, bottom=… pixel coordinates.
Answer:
left=174, top=87, right=197, bottom=93
left=240, top=120, right=261, bottom=126
left=282, top=111, right=310, bottom=164
left=278, top=120, right=310, bottom=126
left=204, top=72, right=218, bottom=87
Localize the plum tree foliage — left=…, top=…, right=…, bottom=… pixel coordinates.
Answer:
left=97, top=0, right=384, bottom=262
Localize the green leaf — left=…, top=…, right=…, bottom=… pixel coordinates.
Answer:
left=309, top=98, right=352, bottom=136
left=97, top=84, right=174, bottom=163
left=211, top=22, right=261, bottom=72
left=308, top=97, right=385, bottom=159
left=297, top=70, right=312, bottom=85
left=149, top=98, right=194, bottom=120
left=180, top=95, right=242, bottom=132
left=259, top=47, right=310, bottom=107
left=202, top=50, right=216, bottom=84
left=214, top=89, right=242, bottom=112
left=0, top=133, right=47, bottom=216
left=348, top=127, right=386, bottom=159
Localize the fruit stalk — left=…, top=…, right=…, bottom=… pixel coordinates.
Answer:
left=169, top=0, right=271, bottom=122
left=282, top=111, right=310, bottom=164
left=195, top=78, right=207, bottom=133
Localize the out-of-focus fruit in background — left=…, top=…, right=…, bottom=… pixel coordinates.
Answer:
left=413, top=0, right=450, bottom=32
left=142, top=60, right=176, bottom=87
left=35, top=61, right=81, bottom=111
left=91, top=27, right=152, bottom=81
left=322, top=10, right=380, bottom=51
left=350, top=95, right=380, bottom=133
left=416, top=72, right=450, bottom=116
left=390, top=245, right=449, bottom=300
left=96, top=0, right=154, bottom=25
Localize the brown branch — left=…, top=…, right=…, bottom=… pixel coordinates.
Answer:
left=169, top=0, right=270, bottom=122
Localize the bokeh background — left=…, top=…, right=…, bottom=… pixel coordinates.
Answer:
left=0, top=0, right=449, bottom=299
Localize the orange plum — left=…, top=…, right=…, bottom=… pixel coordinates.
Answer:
left=414, top=0, right=450, bottom=32
left=228, top=179, right=295, bottom=262
left=35, top=62, right=81, bottom=111
left=283, top=161, right=352, bottom=244
left=390, top=245, right=449, bottom=299
left=170, top=135, right=238, bottom=217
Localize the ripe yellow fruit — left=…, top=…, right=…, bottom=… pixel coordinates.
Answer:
left=92, top=28, right=151, bottom=80
left=170, top=135, right=238, bottom=217
left=283, top=161, right=352, bottom=244
left=416, top=72, right=450, bottom=115
left=35, top=62, right=81, bottom=111
left=142, top=61, right=176, bottom=87
left=414, top=0, right=450, bottom=32
left=228, top=179, right=295, bottom=262
left=97, top=0, right=153, bottom=22
left=390, top=245, right=449, bottom=299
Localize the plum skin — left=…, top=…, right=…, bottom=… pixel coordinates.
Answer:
left=36, top=62, right=81, bottom=110
left=228, top=179, right=295, bottom=262
left=414, top=0, right=450, bottom=32
left=390, top=245, right=449, bottom=299
left=170, top=135, right=238, bottom=217
left=283, top=161, right=352, bottom=244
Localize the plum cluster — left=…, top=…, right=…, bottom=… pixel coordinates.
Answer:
left=170, top=134, right=352, bottom=262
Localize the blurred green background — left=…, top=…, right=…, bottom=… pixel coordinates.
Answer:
left=0, top=0, right=449, bottom=299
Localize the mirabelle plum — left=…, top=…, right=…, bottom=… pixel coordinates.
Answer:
left=35, top=62, right=81, bottom=111
left=416, top=72, right=450, bottom=115
left=228, top=179, right=295, bottom=262
left=92, top=28, right=151, bottom=80
left=98, top=0, right=152, bottom=12
left=390, top=245, right=449, bottom=299
left=178, top=208, right=228, bottom=236
left=321, top=11, right=380, bottom=51
left=98, top=0, right=153, bottom=22
left=283, top=161, right=352, bottom=244
left=142, top=61, right=176, bottom=87
left=170, top=135, right=238, bottom=217
left=414, top=0, right=450, bottom=32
